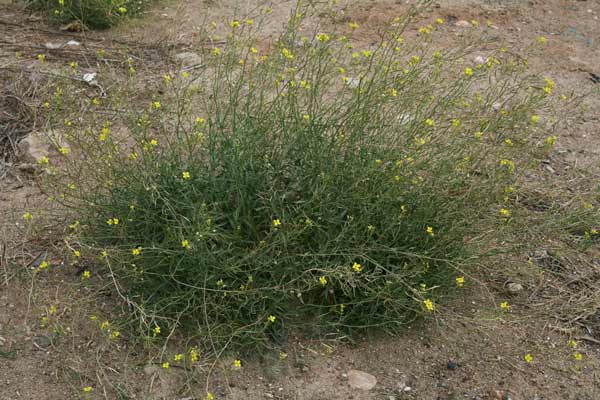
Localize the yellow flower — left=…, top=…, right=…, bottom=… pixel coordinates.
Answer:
left=152, top=101, right=161, bottom=109
left=83, top=386, right=93, bottom=393
left=423, top=299, right=434, bottom=312
left=99, top=126, right=110, bottom=141
left=436, top=18, right=444, bottom=25
left=303, top=114, right=310, bottom=121
left=268, top=315, right=276, bottom=323
left=464, top=67, right=473, bottom=76
left=174, top=353, right=184, bottom=361
left=245, top=19, right=254, bottom=26
left=316, top=33, right=331, bottom=42
left=272, top=219, right=282, bottom=228
left=213, top=48, right=221, bottom=56
left=233, top=359, right=241, bottom=369
left=82, top=270, right=91, bottom=280
left=153, top=325, right=161, bottom=335
left=281, top=48, right=294, bottom=60
left=22, top=212, right=33, bottom=220
left=499, top=208, right=511, bottom=217
left=230, top=20, right=240, bottom=28
left=37, top=54, right=46, bottom=62
left=352, top=262, right=363, bottom=273
left=132, top=247, right=142, bottom=256
left=545, top=135, right=557, bottom=146
left=537, top=36, right=548, bottom=45
left=471, top=20, right=479, bottom=27
left=590, top=229, right=598, bottom=235
left=118, top=6, right=127, bottom=14
left=573, top=352, right=583, bottom=361
left=361, top=50, right=373, bottom=58
left=182, top=171, right=191, bottom=180
left=319, top=276, right=328, bottom=286
left=195, top=117, right=206, bottom=125
left=111, top=330, right=120, bottom=339
left=73, top=250, right=81, bottom=257
left=424, top=118, right=435, bottom=127
left=426, top=226, right=434, bottom=237
left=279, top=351, right=287, bottom=360
left=163, top=73, right=171, bottom=83
left=451, top=119, right=460, bottom=127
left=207, top=393, right=214, bottom=400
left=349, top=22, right=359, bottom=29
left=455, top=276, right=465, bottom=287
left=523, top=353, right=533, bottom=363
left=189, top=347, right=200, bottom=363
left=181, top=239, right=191, bottom=250
left=568, top=339, right=577, bottom=348
left=504, top=139, right=513, bottom=146
left=162, top=362, right=170, bottom=369
left=250, top=47, right=258, bottom=54
left=100, top=320, right=110, bottom=330
left=500, top=301, right=511, bottom=310
left=500, top=159, right=515, bottom=173
left=530, top=115, right=540, bottom=124
left=106, top=218, right=119, bottom=225
left=38, top=156, right=49, bottom=165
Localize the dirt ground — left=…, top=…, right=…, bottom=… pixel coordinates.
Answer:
left=1, top=0, right=600, bottom=399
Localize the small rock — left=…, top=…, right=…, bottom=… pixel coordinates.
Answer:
left=347, top=369, right=377, bottom=390
left=143, top=365, right=161, bottom=376
left=474, top=55, right=486, bottom=65
left=447, top=360, right=458, bottom=370
left=18, top=133, right=49, bottom=163
left=455, top=20, right=472, bottom=28
left=66, top=40, right=81, bottom=46
left=507, top=282, right=524, bottom=293
left=345, top=77, right=360, bottom=89
left=45, top=42, right=62, bottom=49
left=83, top=72, right=97, bottom=84
left=403, top=386, right=412, bottom=392
left=174, top=52, right=203, bottom=67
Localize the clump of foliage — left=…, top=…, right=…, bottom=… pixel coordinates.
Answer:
left=26, top=0, right=146, bottom=29
left=39, top=4, right=569, bottom=353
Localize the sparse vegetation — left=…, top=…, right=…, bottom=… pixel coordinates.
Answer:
left=25, top=0, right=148, bottom=29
